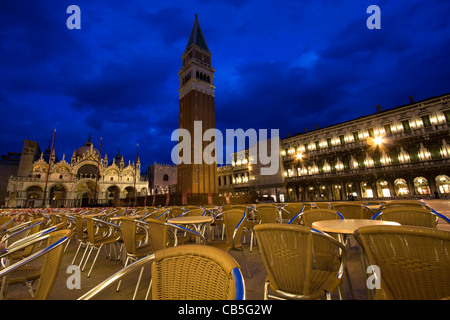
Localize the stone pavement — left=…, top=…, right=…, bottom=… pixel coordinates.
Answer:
left=3, top=199, right=450, bottom=300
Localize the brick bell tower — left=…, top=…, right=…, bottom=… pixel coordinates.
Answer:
left=176, top=14, right=218, bottom=195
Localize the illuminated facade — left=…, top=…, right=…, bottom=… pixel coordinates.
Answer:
left=5, top=138, right=148, bottom=208
left=281, top=94, right=450, bottom=201
left=218, top=140, right=284, bottom=202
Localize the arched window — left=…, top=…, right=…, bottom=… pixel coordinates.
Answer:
left=163, top=174, right=169, bottom=182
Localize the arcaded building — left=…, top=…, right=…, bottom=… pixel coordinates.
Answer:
left=5, top=138, right=148, bottom=208
left=281, top=93, right=450, bottom=202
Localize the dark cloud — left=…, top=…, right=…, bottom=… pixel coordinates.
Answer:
left=0, top=0, right=449, bottom=169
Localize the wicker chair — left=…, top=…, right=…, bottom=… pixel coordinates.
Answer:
left=5, top=218, right=46, bottom=261
left=281, top=203, right=305, bottom=224
left=332, top=203, right=373, bottom=219
left=207, top=209, right=251, bottom=277
left=146, top=218, right=206, bottom=249
left=254, top=223, right=346, bottom=300
left=168, top=206, right=187, bottom=218
left=248, top=205, right=282, bottom=252
left=354, top=225, right=450, bottom=300
left=313, top=202, right=332, bottom=209
left=230, top=205, right=252, bottom=244
left=139, top=208, right=167, bottom=221
left=81, top=216, right=122, bottom=278
left=115, top=217, right=155, bottom=298
left=380, top=200, right=429, bottom=210
left=186, top=208, right=207, bottom=216
left=118, top=217, right=154, bottom=263
left=299, top=209, right=344, bottom=227
left=371, top=207, right=449, bottom=228
left=0, top=221, right=67, bottom=298
left=255, top=205, right=279, bottom=223
left=0, top=217, right=15, bottom=232
left=78, top=244, right=246, bottom=300
left=295, top=208, right=349, bottom=296
left=0, top=229, right=74, bottom=299
left=71, top=215, right=106, bottom=266
left=1, top=218, right=45, bottom=248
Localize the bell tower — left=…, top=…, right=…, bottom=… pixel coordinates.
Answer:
left=176, top=14, right=218, bottom=195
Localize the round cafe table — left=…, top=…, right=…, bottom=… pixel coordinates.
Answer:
left=311, top=219, right=400, bottom=235
left=167, top=216, right=214, bottom=243
left=311, top=219, right=400, bottom=300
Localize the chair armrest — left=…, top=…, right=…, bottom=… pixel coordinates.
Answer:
left=92, top=218, right=122, bottom=240
left=371, top=211, right=383, bottom=220
left=311, top=229, right=347, bottom=280
left=78, top=254, right=156, bottom=300
left=232, top=267, right=245, bottom=300
left=431, top=209, right=450, bottom=225
left=232, top=212, right=246, bottom=249
left=0, top=220, right=40, bottom=241
left=2, top=220, right=48, bottom=247
left=0, top=233, right=70, bottom=276
left=166, top=223, right=206, bottom=245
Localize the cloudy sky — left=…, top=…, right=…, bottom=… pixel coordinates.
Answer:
left=1, top=0, right=449, bottom=170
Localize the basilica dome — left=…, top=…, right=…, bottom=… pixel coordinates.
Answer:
left=74, top=138, right=100, bottom=158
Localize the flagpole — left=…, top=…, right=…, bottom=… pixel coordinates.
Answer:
left=134, top=143, right=138, bottom=207
left=94, top=137, right=102, bottom=206
left=42, top=129, right=56, bottom=208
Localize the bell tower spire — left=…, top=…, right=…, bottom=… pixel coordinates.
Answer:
left=176, top=15, right=218, bottom=196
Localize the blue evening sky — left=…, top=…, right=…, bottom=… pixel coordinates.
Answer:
left=1, top=0, right=449, bottom=169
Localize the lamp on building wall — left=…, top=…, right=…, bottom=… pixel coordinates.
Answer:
left=367, top=135, right=385, bottom=148
left=418, top=143, right=431, bottom=161
left=380, top=150, right=392, bottom=165
left=441, top=140, right=450, bottom=158
left=323, top=161, right=331, bottom=173
left=364, top=152, right=375, bottom=167
left=335, top=158, right=344, bottom=171
left=398, top=147, right=410, bottom=163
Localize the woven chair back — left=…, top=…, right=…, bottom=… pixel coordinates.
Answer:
left=34, top=229, right=74, bottom=300
left=377, top=207, right=437, bottom=228
left=355, top=225, right=450, bottom=300
left=333, top=203, right=372, bottom=219
left=256, top=205, right=278, bottom=223
left=301, top=209, right=342, bottom=227
left=223, top=209, right=246, bottom=249
left=254, top=223, right=343, bottom=299
left=146, top=219, right=169, bottom=252
left=119, top=217, right=138, bottom=255
left=151, top=245, right=241, bottom=300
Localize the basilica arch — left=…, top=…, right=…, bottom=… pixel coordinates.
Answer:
left=106, top=185, right=121, bottom=207
left=49, top=184, right=67, bottom=207
left=73, top=179, right=98, bottom=207
left=26, top=185, right=44, bottom=208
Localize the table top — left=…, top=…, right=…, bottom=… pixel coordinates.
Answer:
left=312, top=219, right=400, bottom=234
left=364, top=205, right=381, bottom=211
left=167, top=216, right=214, bottom=225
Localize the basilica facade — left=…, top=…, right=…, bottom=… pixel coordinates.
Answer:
left=5, top=138, right=148, bottom=208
